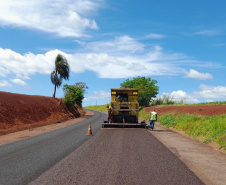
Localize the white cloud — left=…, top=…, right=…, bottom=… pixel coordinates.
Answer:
left=80, top=35, right=144, bottom=54
left=16, top=74, right=30, bottom=80
left=0, top=80, right=12, bottom=87
left=94, top=90, right=111, bottom=98
left=193, top=84, right=226, bottom=99
left=171, top=90, right=188, bottom=100
left=86, top=90, right=111, bottom=100
left=70, top=51, right=180, bottom=78
left=0, top=48, right=59, bottom=76
left=0, top=35, right=220, bottom=79
left=10, top=79, right=27, bottom=86
left=0, top=66, right=10, bottom=77
left=183, top=69, right=213, bottom=80
left=195, top=30, right=218, bottom=36
left=168, top=91, right=199, bottom=104
left=145, top=33, right=165, bottom=39
left=162, top=84, right=226, bottom=104
left=0, top=0, right=101, bottom=37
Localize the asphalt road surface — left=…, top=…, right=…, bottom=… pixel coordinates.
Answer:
left=30, top=129, right=204, bottom=184
left=0, top=111, right=106, bottom=185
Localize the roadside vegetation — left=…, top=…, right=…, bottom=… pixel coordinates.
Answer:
left=63, top=84, right=84, bottom=107
left=62, top=82, right=88, bottom=108
left=85, top=105, right=108, bottom=112
left=152, top=94, right=179, bottom=105
left=139, top=109, right=226, bottom=150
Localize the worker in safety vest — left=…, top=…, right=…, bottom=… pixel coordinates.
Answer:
left=149, top=109, right=157, bottom=130
left=107, top=104, right=113, bottom=123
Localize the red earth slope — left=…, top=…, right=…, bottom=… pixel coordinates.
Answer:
left=145, top=105, right=226, bottom=116
left=0, top=91, right=84, bottom=135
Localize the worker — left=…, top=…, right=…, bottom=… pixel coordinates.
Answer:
left=107, top=104, right=113, bottom=123
left=149, top=109, right=157, bottom=130
left=116, top=95, right=122, bottom=102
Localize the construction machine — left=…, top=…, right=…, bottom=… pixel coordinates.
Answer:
left=102, top=87, right=146, bottom=128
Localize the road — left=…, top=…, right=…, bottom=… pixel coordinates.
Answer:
left=30, top=128, right=204, bottom=185
left=1, top=111, right=207, bottom=185
left=0, top=111, right=107, bottom=185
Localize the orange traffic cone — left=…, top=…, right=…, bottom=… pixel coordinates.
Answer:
left=87, top=123, right=92, bottom=135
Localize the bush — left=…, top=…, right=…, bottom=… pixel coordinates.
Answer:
left=153, top=94, right=177, bottom=105
left=63, top=84, right=84, bottom=107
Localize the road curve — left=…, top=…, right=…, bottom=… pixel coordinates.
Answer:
left=30, top=128, right=204, bottom=185
left=0, top=111, right=106, bottom=185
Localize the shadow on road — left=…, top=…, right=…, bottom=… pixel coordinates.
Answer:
left=151, top=129, right=172, bottom=132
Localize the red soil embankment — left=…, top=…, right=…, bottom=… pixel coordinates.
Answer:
left=0, top=91, right=84, bottom=135
left=145, top=105, right=226, bottom=116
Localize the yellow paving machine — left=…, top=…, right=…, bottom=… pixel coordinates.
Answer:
left=102, top=87, right=146, bottom=128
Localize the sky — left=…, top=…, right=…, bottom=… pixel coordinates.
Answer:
left=0, top=0, right=226, bottom=106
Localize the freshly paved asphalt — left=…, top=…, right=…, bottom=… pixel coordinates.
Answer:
left=0, top=111, right=106, bottom=185
left=30, top=128, right=204, bottom=185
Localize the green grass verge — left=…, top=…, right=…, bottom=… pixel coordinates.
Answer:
left=139, top=109, right=226, bottom=150
left=85, top=105, right=108, bottom=112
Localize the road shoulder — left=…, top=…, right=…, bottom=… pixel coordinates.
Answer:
left=150, top=123, right=226, bottom=185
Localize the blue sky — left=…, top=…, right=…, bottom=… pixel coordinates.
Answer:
left=0, top=0, right=226, bottom=106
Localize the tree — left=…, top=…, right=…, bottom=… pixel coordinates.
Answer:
left=63, top=84, right=84, bottom=107
left=75, top=82, right=88, bottom=94
left=51, top=54, right=70, bottom=98
left=120, top=76, right=159, bottom=107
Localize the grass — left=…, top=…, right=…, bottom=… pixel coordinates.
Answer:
left=139, top=109, right=226, bottom=150
left=85, top=104, right=108, bottom=112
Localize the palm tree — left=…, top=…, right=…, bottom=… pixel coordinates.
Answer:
left=51, top=54, right=70, bottom=98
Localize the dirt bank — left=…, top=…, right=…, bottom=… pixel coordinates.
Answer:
left=0, top=91, right=85, bottom=135
left=145, top=104, right=226, bottom=116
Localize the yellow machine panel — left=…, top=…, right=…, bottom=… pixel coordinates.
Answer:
left=110, top=88, right=139, bottom=123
